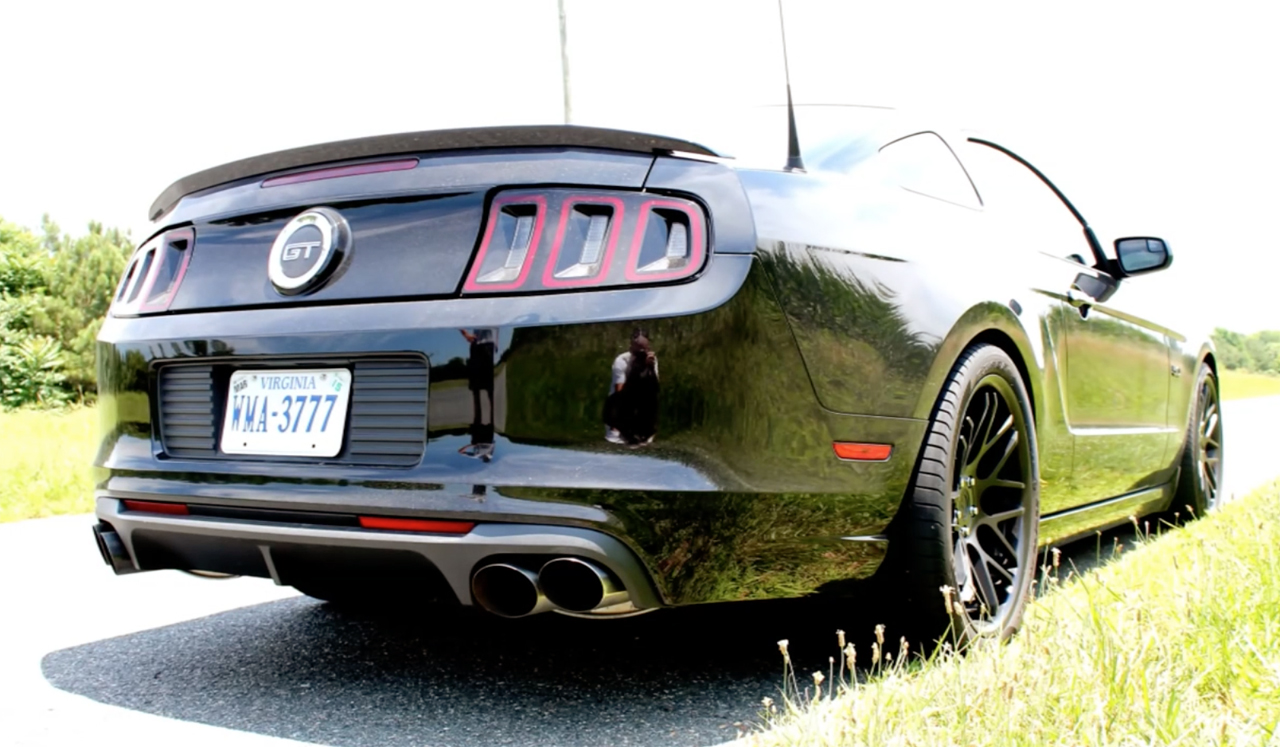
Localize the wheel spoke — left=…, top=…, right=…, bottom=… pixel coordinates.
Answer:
left=1202, top=412, right=1218, bottom=441
left=988, top=526, right=1019, bottom=560
left=954, top=537, right=976, bottom=603
left=968, top=394, right=997, bottom=468
left=975, top=415, right=1014, bottom=463
left=984, top=478, right=1027, bottom=491
left=986, top=431, right=1020, bottom=480
left=960, top=416, right=978, bottom=469
left=985, top=506, right=1025, bottom=523
left=958, top=436, right=974, bottom=479
left=974, top=543, right=1014, bottom=582
left=954, top=537, right=969, bottom=582
left=968, top=548, right=1001, bottom=615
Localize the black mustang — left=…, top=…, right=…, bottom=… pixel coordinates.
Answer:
left=92, top=106, right=1220, bottom=642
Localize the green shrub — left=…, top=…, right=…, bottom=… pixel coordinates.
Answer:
left=0, top=334, right=70, bottom=408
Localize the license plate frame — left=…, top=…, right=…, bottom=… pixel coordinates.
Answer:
left=219, top=368, right=353, bottom=457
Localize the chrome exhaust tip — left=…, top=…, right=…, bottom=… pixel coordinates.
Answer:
left=471, top=563, right=552, bottom=618
left=538, top=557, right=629, bottom=612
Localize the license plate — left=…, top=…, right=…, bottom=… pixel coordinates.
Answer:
left=220, top=369, right=352, bottom=457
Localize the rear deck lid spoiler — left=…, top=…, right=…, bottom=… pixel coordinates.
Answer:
left=149, top=125, right=720, bottom=221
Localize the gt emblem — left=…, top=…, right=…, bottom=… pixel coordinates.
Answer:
left=282, top=240, right=322, bottom=262
left=268, top=207, right=351, bottom=295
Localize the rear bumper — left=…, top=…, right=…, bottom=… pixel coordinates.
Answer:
left=95, top=497, right=663, bottom=610
left=94, top=255, right=923, bottom=606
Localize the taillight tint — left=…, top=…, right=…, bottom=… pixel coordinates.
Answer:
left=112, top=228, right=195, bottom=316
left=464, top=189, right=705, bottom=295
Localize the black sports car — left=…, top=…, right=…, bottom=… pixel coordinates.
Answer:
left=92, top=106, right=1220, bottom=641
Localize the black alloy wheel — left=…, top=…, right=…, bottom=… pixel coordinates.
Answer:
left=883, top=343, right=1040, bottom=644
left=1174, top=364, right=1223, bottom=517
left=949, top=374, right=1035, bottom=634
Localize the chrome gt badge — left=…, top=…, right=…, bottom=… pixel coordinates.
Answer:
left=268, top=207, right=351, bottom=294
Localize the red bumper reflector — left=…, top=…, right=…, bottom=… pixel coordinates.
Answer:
left=262, top=158, right=419, bottom=187
left=121, top=500, right=190, bottom=515
left=358, top=516, right=475, bottom=534
left=833, top=442, right=893, bottom=461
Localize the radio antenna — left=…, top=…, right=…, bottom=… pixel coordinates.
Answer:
left=777, top=0, right=804, bottom=171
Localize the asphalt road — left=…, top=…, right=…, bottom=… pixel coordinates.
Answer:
left=5, top=397, right=1278, bottom=747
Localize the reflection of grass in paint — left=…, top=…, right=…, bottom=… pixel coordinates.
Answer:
left=1059, top=331, right=1169, bottom=426
left=500, top=484, right=891, bottom=604
left=759, top=247, right=936, bottom=416
left=500, top=262, right=899, bottom=492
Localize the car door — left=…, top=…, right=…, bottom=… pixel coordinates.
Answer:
left=960, top=140, right=1173, bottom=510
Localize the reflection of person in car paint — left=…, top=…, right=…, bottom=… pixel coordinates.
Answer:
left=604, top=328, right=659, bottom=446
left=459, top=328, right=496, bottom=461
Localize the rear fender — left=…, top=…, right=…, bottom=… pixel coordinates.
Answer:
left=913, top=302, right=1047, bottom=426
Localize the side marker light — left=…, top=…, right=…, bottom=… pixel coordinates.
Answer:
left=833, top=442, right=893, bottom=461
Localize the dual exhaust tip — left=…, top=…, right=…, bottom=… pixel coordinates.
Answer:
left=471, top=557, right=628, bottom=618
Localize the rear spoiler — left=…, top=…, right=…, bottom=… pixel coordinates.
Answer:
left=149, top=125, right=720, bottom=221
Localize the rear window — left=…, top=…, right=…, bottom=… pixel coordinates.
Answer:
left=878, top=132, right=981, bottom=208
left=670, top=105, right=897, bottom=174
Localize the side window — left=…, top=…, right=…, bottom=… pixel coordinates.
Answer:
left=960, top=141, right=1091, bottom=262
left=878, top=132, right=981, bottom=209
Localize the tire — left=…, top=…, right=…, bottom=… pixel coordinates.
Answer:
left=1172, top=364, right=1223, bottom=518
left=883, top=343, right=1040, bottom=645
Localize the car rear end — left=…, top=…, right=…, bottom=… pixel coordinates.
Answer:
left=92, top=126, right=924, bottom=616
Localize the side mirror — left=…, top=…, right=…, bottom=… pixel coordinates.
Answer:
left=1113, top=237, right=1172, bottom=277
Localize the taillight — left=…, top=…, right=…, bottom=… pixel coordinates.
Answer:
left=626, top=199, right=705, bottom=282
left=111, top=227, right=195, bottom=316
left=463, top=189, right=706, bottom=294
left=543, top=195, right=625, bottom=288
left=465, top=195, right=547, bottom=291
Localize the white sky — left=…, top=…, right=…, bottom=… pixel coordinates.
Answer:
left=1, top=0, right=1277, bottom=331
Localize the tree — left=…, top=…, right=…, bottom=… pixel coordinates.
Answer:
left=0, top=217, right=66, bottom=407
left=31, top=217, right=132, bottom=394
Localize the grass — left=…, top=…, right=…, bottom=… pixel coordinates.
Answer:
left=0, top=406, right=96, bottom=522
left=1221, top=369, right=1280, bottom=401
left=743, top=483, right=1280, bottom=746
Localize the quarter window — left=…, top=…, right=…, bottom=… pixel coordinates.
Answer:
left=878, top=132, right=981, bottom=209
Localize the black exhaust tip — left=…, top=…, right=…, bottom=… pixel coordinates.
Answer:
left=92, top=522, right=139, bottom=575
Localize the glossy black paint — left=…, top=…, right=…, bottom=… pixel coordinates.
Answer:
left=173, top=195, right=487, bottom=310
left=96, top=120, right=1213, bottom=608
left=98, top=253, right=918, bottom=604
